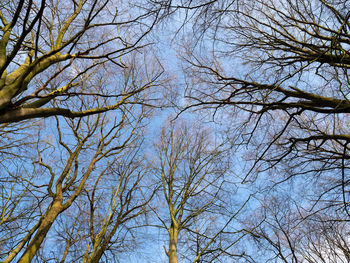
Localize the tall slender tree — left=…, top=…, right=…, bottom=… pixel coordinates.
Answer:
left=150, top=120, right=250, bottom=263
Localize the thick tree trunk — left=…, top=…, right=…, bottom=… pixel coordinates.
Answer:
left=168, top=226, right=179, bottom=263
left=16, top=200, right=63, bottom=263
left=87, top=249, right=104, bottom=263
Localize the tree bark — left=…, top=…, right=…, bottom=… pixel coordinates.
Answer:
left=168, top=225, right=179, bottom=263
left=16, top=200, right=64, bottom=263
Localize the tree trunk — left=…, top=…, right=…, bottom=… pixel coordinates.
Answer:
left=16, top=200, right=63, bottom=263
left=168, top=226, right=179, bottom=263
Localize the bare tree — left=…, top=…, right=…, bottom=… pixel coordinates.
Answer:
left=0, top=46, right=160, bottom=262
left=0, top=0, right=163, bottom=123
left=176, top=0, right=350, bottom=261
left=82, top=154, right=152, bottom=263
left=149, top=120, right=250, bottom=263
left=0, top=112, right=146, bottom=262
left=35, top=147, right=154, bottom=263
left=183, top=0, right=350, bottom=183
left=245, top=192, right=350, bottom=263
